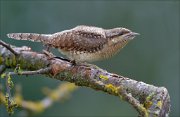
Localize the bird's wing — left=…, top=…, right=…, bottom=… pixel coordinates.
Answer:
left=52, top=26, right=108, bottom=53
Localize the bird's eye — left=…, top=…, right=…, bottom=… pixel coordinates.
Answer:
left=105, top=28, right=131, bottom=38
left=119, top=29, right=130, bottom=36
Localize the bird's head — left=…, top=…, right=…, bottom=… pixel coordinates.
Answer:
left=105, top=27, right=139, bottom=44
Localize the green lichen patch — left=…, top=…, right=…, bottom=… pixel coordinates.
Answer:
left=105, top=84, right=120, bottom=94
left=12, top=55, right=17, bottom=66
left=14, top=64, right=23, bottom=74
left=4, top=55, right=17, bottom=67
left=5, top=58, right=11, bottom=66
left=144, top=92, right=155, bottom=109
left=157, top=100, right=162, bottom=109
left=0, top=55, right=4, bottom=64
left=7, top=74, right=14, bottom=88
left=144, top=100, right=153, bottom=109
left=57, top=71, right=73, bottom=81
left=1, top=73, right=6, bottom=78
left=5, top=93, right=17, bottom=115
left=139, top=104, right=149, bottom=117
left=1, top=73, right=14, bottom=88
left=99, top=74, right=108, bottom=80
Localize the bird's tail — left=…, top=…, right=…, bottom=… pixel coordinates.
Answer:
left=7, top=33, right=52, bottom=43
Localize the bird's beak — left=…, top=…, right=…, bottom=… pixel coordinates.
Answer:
left=123, top=32, right=140, bottom=39
left=131, top=32, right=140, bottom=36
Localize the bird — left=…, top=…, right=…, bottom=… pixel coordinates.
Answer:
left=7, top=25, right=139, bottom=62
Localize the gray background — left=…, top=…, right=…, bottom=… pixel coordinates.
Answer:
left=0, top=1, right=179, bottom=117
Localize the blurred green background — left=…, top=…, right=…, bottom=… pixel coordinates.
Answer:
left=0, top=1, right=179, bottom=117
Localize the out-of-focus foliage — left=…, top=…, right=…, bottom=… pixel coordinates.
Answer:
left=0, top=1, right=179, bottom=116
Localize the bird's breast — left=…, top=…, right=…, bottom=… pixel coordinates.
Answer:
left=58, top=41, right=126, bottom=62
left=59, top=49, right=103, bottom=62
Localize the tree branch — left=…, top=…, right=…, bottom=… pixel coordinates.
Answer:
left=0, top=40, right=170, bottom=117
left=0, top=40, right=19, bottom=56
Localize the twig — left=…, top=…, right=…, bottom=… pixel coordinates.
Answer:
left=9, top=67, right=52, bottom=76
left=0, top=40, right=19, bottom=56
left=120, top=90, right=148, bottom=116
left=0, top=83, right=77, bottom=113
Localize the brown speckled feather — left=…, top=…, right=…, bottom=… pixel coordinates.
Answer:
left=51, top=26, right=108, bottom=53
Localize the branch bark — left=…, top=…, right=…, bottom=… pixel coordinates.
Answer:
left=0, top=40, right=170, bottom=117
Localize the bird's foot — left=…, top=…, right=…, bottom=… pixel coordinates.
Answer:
left=43, top=50, right=55, bottom=59
left=42, top=50, right=71, bottom=62
left=44, top=45, right=51, bottom=52
left=53, top=56, right=71, bottom=62
left=69, top=60, right=77, bottom=66
left=74, top=62, right=99, bottom=68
